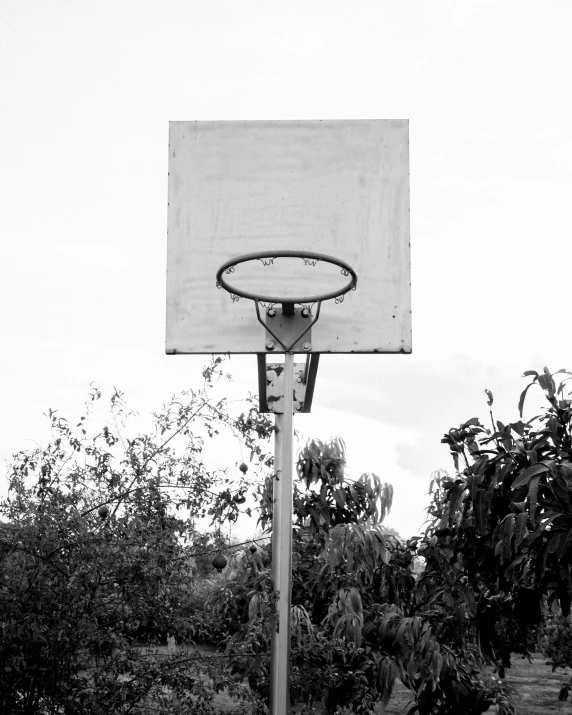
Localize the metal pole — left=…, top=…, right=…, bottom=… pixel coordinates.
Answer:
left=270, top=351, right=294, bottom=715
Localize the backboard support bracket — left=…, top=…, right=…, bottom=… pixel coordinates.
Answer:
left=257, top=353, right=320, bottom=414
left=256, top=301, right=319, bottom=353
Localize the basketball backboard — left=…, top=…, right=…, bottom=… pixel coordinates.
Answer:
left=166, top=120, right=411, bottom=354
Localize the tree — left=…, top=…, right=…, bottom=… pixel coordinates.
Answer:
left=0, top=357, right=272, bottom=714
left=209, top=437, right=515, bottom=715
left=429, top=367, right=572, bottom=680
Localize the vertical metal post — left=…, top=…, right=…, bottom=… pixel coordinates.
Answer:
left=270, top=352, right=294, bottom=715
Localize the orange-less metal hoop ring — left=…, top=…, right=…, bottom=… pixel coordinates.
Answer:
left=215, top=250, right=357, bottom=305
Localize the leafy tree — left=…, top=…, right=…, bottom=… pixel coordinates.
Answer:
left=0, top=358, right=272, bottom=714
left=209, top=437, right=515, bottom=714
left=430, top=367, right=572, bottom=679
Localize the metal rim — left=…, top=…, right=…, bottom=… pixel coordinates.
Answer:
left=215, top=250, right=358, bottom=305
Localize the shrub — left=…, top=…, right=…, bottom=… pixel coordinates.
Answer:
left=539, top=613, right=572, bottom=670
left=0, top=359, right=270, bottom=714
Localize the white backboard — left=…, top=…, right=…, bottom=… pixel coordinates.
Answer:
left=166, top=120, right=411, bottom=354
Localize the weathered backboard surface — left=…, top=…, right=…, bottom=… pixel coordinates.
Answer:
left=166, top=120, right=411, bottom=354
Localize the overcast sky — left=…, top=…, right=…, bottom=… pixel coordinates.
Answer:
left=1, top=1, right=571, bottom=538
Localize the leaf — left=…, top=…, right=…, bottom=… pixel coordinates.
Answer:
left=376, top=657, right=396, bottom=709
left=502, top=513, right=515, bottom=561
left=561, top=462, right=572, bottom=478
left=557, top=530, right=572, bottom=562
left=394, top=620, right=409, bottom=648
left=466, top=475, right=482, bottom=502
left=518, top=382, right=536, bottom=417
left=379, top=546, right=391, bottom=566
left=547, top=532, right=562, bottom=554
left=381, top=610, right=401, bottom=629
left=473, top=489, right=488, bottom=534
left=448, top=485, right=465, bottom=523
left=333, top=488, right=346, bottom=508
left=418, top=624, right=432, bottom=652
left=461, top=417, right=480, bottom=428
left=528, top=475, right=541, bottom=521
left=434, top=652, right=443, bottom=678
left=248, top=593, right=260, bottom=621
left=538, top=367, right=556, bottom=397
left=512, top=463, right=550, bottom=489
left=347, top=541, right=353, bottom=572
left=515, top=512, right=528, bottom=547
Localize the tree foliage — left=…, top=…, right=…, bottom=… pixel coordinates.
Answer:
left=0, top=358, right=271, bottom=714
left=209, top=437, right=515, bottom=715
left=7, top=361, right=567, bottom=713
left=431, top=367, right=572, bottom=676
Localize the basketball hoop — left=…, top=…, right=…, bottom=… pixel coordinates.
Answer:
left=169, top=120, right=411, bottom=715
left=216, top=250, right=357, bottom=305
left=215, top=250, right=357, bottom=352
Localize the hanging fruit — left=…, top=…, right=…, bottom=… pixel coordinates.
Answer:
left=249, top=543, right=257, bottom=554
left=98, top=505, right=109, bottom=519
left=239, top=462, right=248, bottom=473
left=212, top=552, right=228, bottom=572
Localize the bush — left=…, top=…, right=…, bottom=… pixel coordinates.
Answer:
left=0, top=359, right=271, bottom=714
left=539, top=613, right=572, bottom=670
left=218, top=437, right=516, bottom=714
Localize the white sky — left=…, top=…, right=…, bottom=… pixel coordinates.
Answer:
left=1, top=1, right=571, bottom=538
